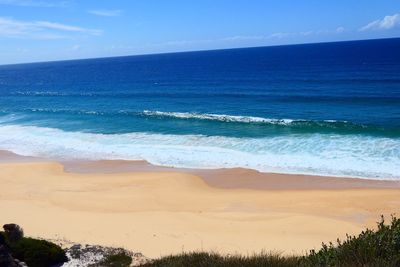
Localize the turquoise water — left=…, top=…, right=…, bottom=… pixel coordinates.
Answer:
left=0, top=38, right=399, bottom=179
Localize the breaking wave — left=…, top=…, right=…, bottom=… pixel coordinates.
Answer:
left=0, top=124, right=398, bottom=179
left=142, top=110, right=297, bottom=124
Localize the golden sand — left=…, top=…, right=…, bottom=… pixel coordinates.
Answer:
left=0, top=159, right=399, bottom=258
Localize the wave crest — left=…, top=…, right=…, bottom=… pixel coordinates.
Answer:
left=1, top=109, right=396, bottom=137
left=143, top=110, right=301, bottom=125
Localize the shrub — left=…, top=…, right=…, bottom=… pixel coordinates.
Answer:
left=91, top=251, right=133, bottom=267
left=304, top=215, right=400, bottom=267
left=1, top=223, right=68, bottom=267
left=9, top=237, right=67, bottom=267
left=144, top=216, right=400, bottom=267
left=0, top=231, right=67, bottom=267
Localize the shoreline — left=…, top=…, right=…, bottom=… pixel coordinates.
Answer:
left=2, top=150, right=400, bottom=190
left=1, top=150, right=400, bottom=258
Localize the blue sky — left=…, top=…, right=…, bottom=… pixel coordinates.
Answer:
left=0, top=0, right=399, bottom=64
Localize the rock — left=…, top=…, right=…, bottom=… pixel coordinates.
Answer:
left=3, top=224, right=24, bottom=242
left=0, top=245, right=18, bottom=267
left=71, top=244, right=81, bottom=250
left=61, top=243, right=152, bottom=267
left=14, top=259, right=29, bottom=267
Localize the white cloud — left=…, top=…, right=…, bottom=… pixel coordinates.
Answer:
left=336, top=26, right=345, bottom=33
left=267, top=32, right=291, bottom=39
left=360, top=13, right=400, bottom=31
left=0, top=0, right=68, bottom=7
left=34, top=21, right=102, bottom=35
left=0, top=17, right=102, bottom=39
left=88, top=9, right=123, bottom=17
left=220, top=35, right=267, bottom=41
left=71, top=44, right=80, bottom=50
left=149, top=26, right=351, bottom=51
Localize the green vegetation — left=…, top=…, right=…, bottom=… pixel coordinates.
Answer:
left=1, top=216, right=399, bottom=266
left=7, top=237, right=68, bottom=267
left=144, top=252, right=300, bottom=267
left=144, top=216, right=400, bottom=267
left=304, top=215, right=400, bottom=267
left=0, top=225, right=67, bottom=267
left=90, top=251, right=133, bottom=267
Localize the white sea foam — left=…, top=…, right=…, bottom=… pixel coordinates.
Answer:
left=0, top=114, right=24, bottom=123
left=0, top=124, right=399, bottom=179
left=142, top=110, right=297, bottom=124
left=15, top=91, right=97, bottom=96
left=11, top=109, right=351, bottom=128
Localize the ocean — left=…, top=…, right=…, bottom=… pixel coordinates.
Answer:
left=0, top=38, right=399, bottom=179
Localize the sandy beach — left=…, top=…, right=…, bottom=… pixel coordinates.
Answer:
left=0, top=150, right=399, bottom=259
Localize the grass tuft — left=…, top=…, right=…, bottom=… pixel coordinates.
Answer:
left=89, top=251, right=133, bottom=267
left=144, top=251, right=300, bottom=267
left=144, top=216, right=400, bottom=267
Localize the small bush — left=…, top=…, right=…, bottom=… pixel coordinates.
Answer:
left=304, top=215, right=400, bottom=267
left=9, top=237, right=67, bottom=267
left=0, top=231, right=67, bottom=267
left=93, top=251, right=133, bottom=267
left=144, top=216, right=400, bottom=267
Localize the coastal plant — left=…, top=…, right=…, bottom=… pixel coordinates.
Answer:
left=1, top=216, right=399, bottom=266
left=142, top=251, right=301, bottom=267
left=144, top=216, right=400, bottom=267
left=0, top=224, right=68, bottom=267
left=7, top=237, right=68, bottom=267
left=304, top=215, right=400, bottom=267
left=90, top=251, right=133, bottom=267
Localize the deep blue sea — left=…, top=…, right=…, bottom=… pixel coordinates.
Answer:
left=0, top=38, right=399, bottom=179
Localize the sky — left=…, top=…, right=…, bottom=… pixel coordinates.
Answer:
left=0, top=0, right=399, bottom=64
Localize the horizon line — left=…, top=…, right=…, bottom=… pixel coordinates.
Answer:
left=1, top=36, right=399, bottom=67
